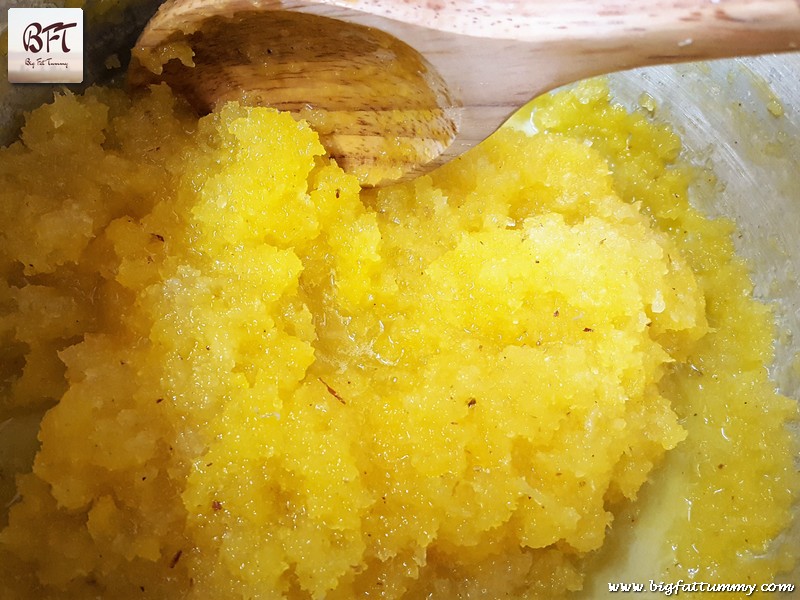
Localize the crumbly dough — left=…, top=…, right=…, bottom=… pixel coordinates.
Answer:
left=0, top=81, right=796, bottom=599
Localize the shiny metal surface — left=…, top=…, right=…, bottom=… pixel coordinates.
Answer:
left=611, top=58, right=800, bottom=402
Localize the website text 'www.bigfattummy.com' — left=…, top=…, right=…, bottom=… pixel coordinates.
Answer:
left=607, top=580, right=796, bottom=596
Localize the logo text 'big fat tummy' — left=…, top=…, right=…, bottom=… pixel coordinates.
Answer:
left=7, top=8, right=84, bottom=83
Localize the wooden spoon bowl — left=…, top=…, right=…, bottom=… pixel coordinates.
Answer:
left=129, top=0, right=800, bottom=186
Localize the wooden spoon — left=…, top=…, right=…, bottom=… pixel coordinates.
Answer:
left=129, top=0, right=800, bottom=187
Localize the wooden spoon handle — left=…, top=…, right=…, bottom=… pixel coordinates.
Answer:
left=139, top=0, right=800, bottom=103
left=135, top=0, right=800, bottom=183
left=316, top=0, right=800, bottom=45
left=306, top=0, right=800, bottom=153
left=140, top=0, right=800, bottom=50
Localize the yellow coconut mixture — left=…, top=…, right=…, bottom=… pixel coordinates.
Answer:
left=0, top=80, right=797, bottom=599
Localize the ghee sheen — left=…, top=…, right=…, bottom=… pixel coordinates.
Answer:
left=0, top=81, right=797, bottom=599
